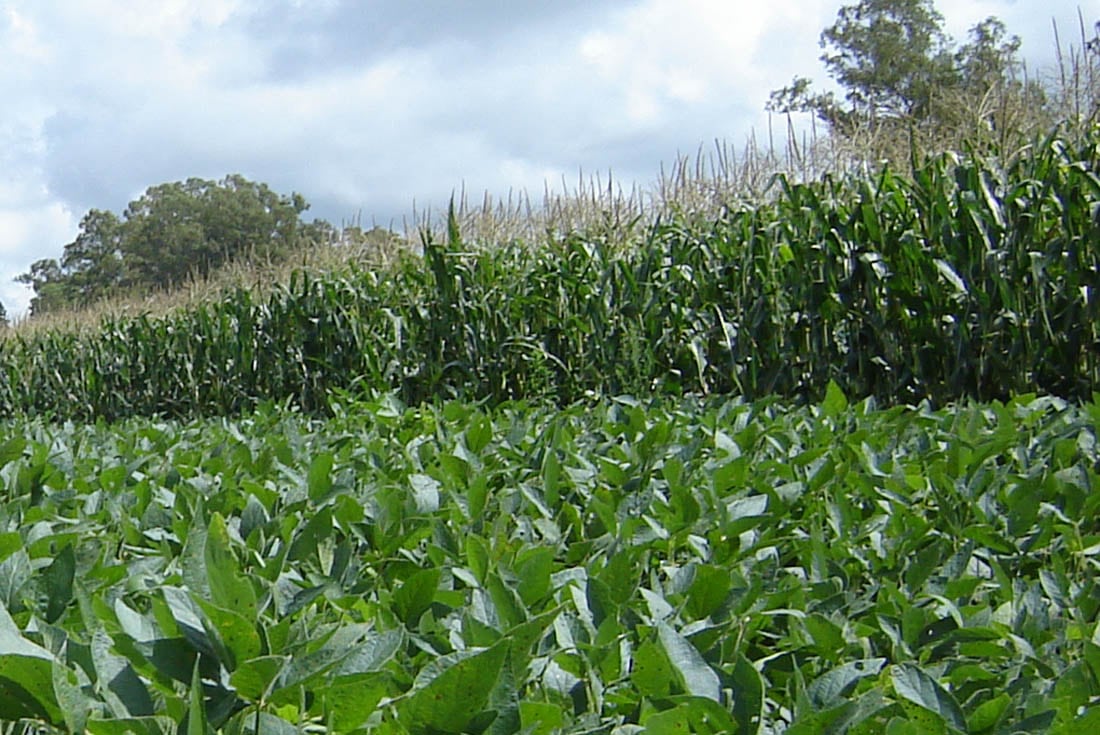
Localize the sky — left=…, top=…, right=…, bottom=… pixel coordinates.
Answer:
left=0, top=0, right=1095, bottom=316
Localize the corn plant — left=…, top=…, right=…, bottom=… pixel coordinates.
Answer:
left=0, top=125, right=1097, bottom=422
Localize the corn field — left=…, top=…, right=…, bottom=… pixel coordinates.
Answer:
left=1, top=125, right=1098, bottom=422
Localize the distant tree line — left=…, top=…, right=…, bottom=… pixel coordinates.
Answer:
left=14, top=175, right=361, bottom=316
left=10, top=1, right=1096, bottom=321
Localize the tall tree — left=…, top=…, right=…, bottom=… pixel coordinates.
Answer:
left=822, top=0, right=955, bottom=123
left=121, top=175, right=309, bottom=287
left=59, top=209, right=127, bottom=305
left=15, top=259, right=70, bottom=315
left=954, top=17, right=1023, bottom=95
left=768, top=0, right=1036, bottom=138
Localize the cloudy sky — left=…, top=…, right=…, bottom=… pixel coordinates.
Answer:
left=0, top=0, right=1094, bottom=316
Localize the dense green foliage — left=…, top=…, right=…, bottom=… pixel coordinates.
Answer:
left=769, top=0, right=1042, bottom=126
left=15, top=175, right=322, bottom=316
left=0, top=390, right=1097, bottom=733
left=768, top=0, right=1067, bottom=165
left=2, top=126, right=1098, bottom=421
left=1, top=9, right=1097, bottom=729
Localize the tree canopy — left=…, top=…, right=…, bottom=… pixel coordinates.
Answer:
left=768, top=0, right=1040, bottom=139
left=17, top=175, right=322, bottom=315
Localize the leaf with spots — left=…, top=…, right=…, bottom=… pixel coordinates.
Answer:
left=205, top=512, right=256, bottom=618
left=400, top=642, right=509, bottom=733
left=890, top=664, right=965, bottom=734
left=642, top=696, right=736, bottom=734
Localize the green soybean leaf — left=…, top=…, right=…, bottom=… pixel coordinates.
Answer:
left=1068, top=706, right=1100, bottom=731
left=240, top=494, right=269, bottom=541
left=966, top=693, right=1010, bottom=732
left=466, top=535, right=491, bottom=585
left=287, top=505, right=333, bottom=562
left=1002, top=709, right=1055, bottom=733
left=401, top=643, right=508, bottom=733
left=224, top=711, right=299, bottom=735
left=0, top=532, right=23, bottom=565
left=91, top=630, right=155, bottom=717
left=410, top=473, right=441, bottom=514
left=333, top=628, right=404, bottom=676
left=506, top=608, right=559, bottom=664
left=162, top=586, right=218, bottom=660
left=269, top=624, right=386, bottom=701
left=194, top=599, right=262, bottom=671
left=307, top=451, right=335, bottom=501
left=822, top=380, right=848, bottom=418
left=230, top=655, right=288, bottom=702
left=658, top=621, right=721, bottom=702
left=516, top=547, right=554, bottom=607
left=205, top=513, right=257, bottom=617
left=520, top=701, right=564, bottom=735
left=0, top=602, right=62, bottom=724
left=180, top=515, right=211, bottom=601
left=884, top=719, right=925, bottom=735
left=0, top=548, right=31, bottom=609
left=0, top=437, right=25, bottom=470
left=730, top=653, right=764, bottom=735
left=0, top=653, right=62, bottom=724
left=187, top=657, right=208, bottom=735
left=808, top=658, right=886, bottom=710
left=643, top=696, right=736, bottom=734
left=135, top=637, right=202, bottom=685
left=466, top=413, right=492, bottom=453
left=829, top=688, right=889, bottom=734
left=890, top=664, right=966, bottom=733
left=686, top=564, right=732, bottom=620
left=394, top=567, right=441, bottom=628
left=86, top=717, right=177, bottom=735
left=787, top=702, right=856, bottom=735
left=41, top=543, right=75, bottom=624
left=1053, top=661, right=1093, bottom=713
left=632, top=639, right=674, bottom=698
left=52, top=660, right=91, bottom=733
left=323, top=671, right=395, bottom=731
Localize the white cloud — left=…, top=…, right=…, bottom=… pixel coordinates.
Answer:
left=0, top=0, right=1093, bottom=318
left=3, top=7, right=50, bottom=62
left=0, top=201, right=77, bottom=316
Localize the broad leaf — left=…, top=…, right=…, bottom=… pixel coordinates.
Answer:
left=400, top=643, right=509, bottom=733
left=41, top=544, right=76, bottom=624
left=657, top=621, right=721, bottom=702
left=204, top=513, right=257, bottom=617
left=643, top=696, right=736, bottom=734
left=729, top=654, right=764, bottom=735
left=890, top=664, right=966, bottom=733
left=821, top=380, right=848, bottom=418
left=91, top=630, right=155, bottom=717
left=0, top=436, right=26, bottom=469
left=307, top=451, right=335, bottom=501
left=807, top=658, right=886, bottom=710
left=631, top=639, right=674, bottom=698
left=230, top=655, right=288, bottom=702
left=394, top=567, right=441, bottom=628
left=188, top=657, right=208, bottom=735
left=0, top=602, right=62, bottom=724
